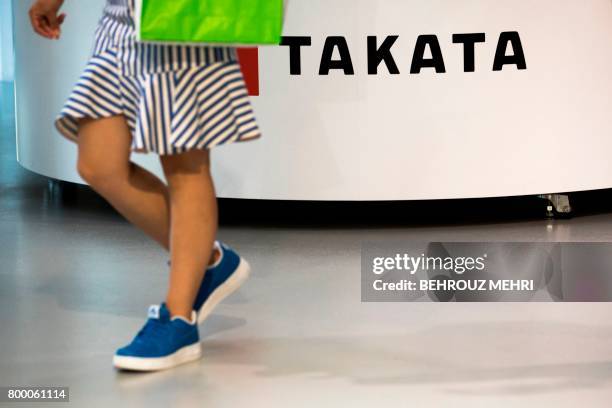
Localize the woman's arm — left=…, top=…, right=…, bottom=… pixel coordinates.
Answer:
left=29, top=0, right=66, bottom=39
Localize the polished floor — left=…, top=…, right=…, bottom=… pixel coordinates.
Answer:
left=1, top=80, right=612, bottom=407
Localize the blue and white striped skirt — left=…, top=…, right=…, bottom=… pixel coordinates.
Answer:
left=55, top=1, right=261, bottom=155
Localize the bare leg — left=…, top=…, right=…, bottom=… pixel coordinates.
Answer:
left=160, top=149, right=218, bottom=319
left=77, top=116, right=171, bottom=248
left=77, top=116, right=219, bottom=265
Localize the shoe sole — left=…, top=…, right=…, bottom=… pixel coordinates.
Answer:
left=113, top=342, right=202, bottom=372
left=197, top=257, right=251, bottom=324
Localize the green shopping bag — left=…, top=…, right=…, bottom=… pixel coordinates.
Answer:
left=135, top=0, right=284, bottom=45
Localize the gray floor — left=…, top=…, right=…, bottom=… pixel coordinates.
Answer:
left=1, top=80, right=612, bottom=407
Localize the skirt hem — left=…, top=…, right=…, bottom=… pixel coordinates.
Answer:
left=55, top=113, right=262, bottom=155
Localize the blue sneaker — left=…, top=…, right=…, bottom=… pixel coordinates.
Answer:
left=193, top=241, right=251, bottom=324
left=113, top=303, right=201, bottom=371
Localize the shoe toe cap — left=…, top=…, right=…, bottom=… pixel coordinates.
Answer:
left=115, top=345, right=136, bottom=357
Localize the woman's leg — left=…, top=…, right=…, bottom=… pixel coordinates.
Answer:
left=160, top=149, right=218, bottom=319
left=77, top=116, right=171, bottom=249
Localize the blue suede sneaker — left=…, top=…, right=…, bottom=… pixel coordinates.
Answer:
left=193, top=241, right=251, bottom=324
left=113, top=303, right=201, bottom=371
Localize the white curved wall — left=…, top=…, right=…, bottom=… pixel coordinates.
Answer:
left=13, top=0, right=612, bottom=200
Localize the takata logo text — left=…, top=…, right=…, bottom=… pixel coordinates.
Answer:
left=281, top=32, right=527, bottom=75
left=238, top=31, right=527, bottom=95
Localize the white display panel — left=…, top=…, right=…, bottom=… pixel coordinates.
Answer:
left=13, top=0, right=612, bottom=200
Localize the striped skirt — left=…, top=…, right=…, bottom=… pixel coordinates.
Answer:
left=55, top=1, right=261, bottom=155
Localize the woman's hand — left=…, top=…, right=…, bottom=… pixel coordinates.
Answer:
left=29, top=0, right=66, bottom=40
